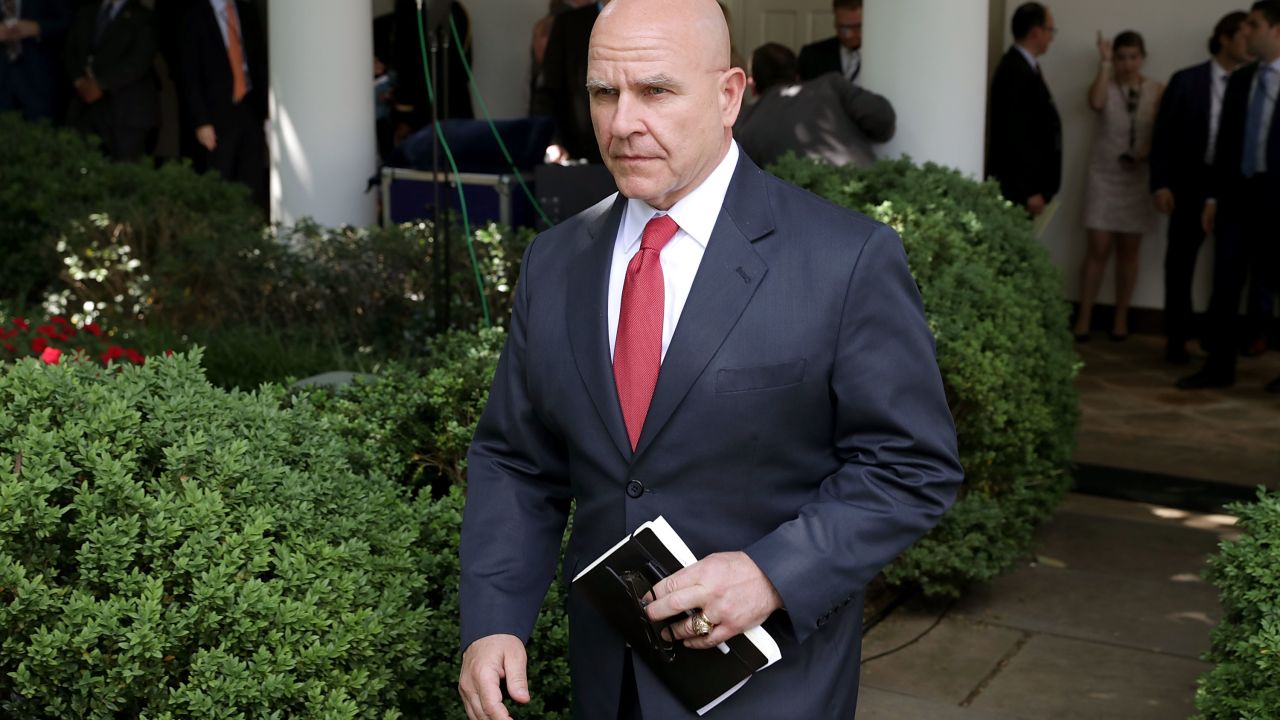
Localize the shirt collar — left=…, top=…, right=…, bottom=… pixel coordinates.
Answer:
left=1014, top=43, right=1038, bottom=71
left=1264, top=56, right=1280, bottom=76
left=1212, top=59, right=1232, bottom=80
left=620, top=141, right=740, bottom=254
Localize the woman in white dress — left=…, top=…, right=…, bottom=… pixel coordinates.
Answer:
left=1073, top=30, right=1165, bottom=341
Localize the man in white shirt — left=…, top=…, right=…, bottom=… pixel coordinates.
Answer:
left=1180, top=0, right=1280, bottom=391
left=797, top=0, right=862, bottom=85
left=1150, top=11, right=1251, bottom=365
left=455, top=0, right=962, bottom=718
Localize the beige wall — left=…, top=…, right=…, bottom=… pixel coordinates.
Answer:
left=1007, top=0, right=1246, bottom=311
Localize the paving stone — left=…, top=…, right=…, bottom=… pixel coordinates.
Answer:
left=860, top=614, right=1025, bottom=704
left=967, top=634, right=1209, bottom=720
left=856, top=687, right=1024, bottom=720
left=953, top=564, right=1218, bottom=659
left=1031, top=510, right=1225, bottom=583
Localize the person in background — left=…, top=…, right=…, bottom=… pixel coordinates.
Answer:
left=1179, top=0, right=1280, bottom=392
left=0, top=0, right=72, bottom=122
left=181, top=0, right=267, bottom=209
left=1150, top=11, right=1251, bottom=364
left=529, top=0, right=583, bottom=115
left=1072, top=30, right=1164, bottom=342
left=531, top=0, right=606, bottom=163
left=64, top=0, right=158, bottom=162
left=735, top=42, right=894, bottom=169
left=798, top=0, right=861, bottom=85
left=986, top=2, right=1062, bottom=217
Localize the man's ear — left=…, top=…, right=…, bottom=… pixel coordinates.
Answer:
left=721, top=67, right=748, bottom=124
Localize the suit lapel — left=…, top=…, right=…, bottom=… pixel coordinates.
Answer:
left=633, top=154, right=773, bottom=456
left=567, top=194, right=634, bottom=461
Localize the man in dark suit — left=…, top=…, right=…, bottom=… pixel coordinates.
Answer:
left=736, top=42, right=894, bottom=169
left=456, top=1, right=962, bottom=718
left=531, top=0, right=604, bottom=163
left=797, top=0, right=861, bottom=84
left=1180, top=0, right=1280, bottom=392
left=1150, top=11, right=1251, bottom=365
left=64, top=0, right=157, bottom=162
left=0, top=0, right=72, bottom=121
left=181, top=0, right=266, bottom=207
left=986, top=2, right=1061, bottom=216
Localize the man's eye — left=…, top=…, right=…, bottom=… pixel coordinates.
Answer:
left=645, top=87, right=669, bottom=96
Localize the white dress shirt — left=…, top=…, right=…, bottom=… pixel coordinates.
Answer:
left=1206, top=59, right=1232, bottom=165
left=840, top=46, right=861, bottom=84
left=608, top=141, right=740, bottom=361
left=1248, top=56, right=1280, bottom=174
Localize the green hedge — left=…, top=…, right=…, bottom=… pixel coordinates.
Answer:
left=770, top=155, right=1078, bottom=595
left=0, top=349, right=572, bottom=718
left=1195, top=489, right=1280, bottom=720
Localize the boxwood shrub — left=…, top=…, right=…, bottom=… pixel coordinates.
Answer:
left=1194, top=489, right=1280, bottom=720
left=0, top=345, right=571, bottom=718
left=770, top=155, right=1078, bottom=595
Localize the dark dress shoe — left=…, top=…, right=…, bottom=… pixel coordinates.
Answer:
left=1176, top=369, right=1234, bottom=390
left=1266, top=376, right=1280, bottom=394
left=1165, top=345, right=1191, bottom=365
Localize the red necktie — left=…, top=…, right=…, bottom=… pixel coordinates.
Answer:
left=225, top=0, right=248, bottom=103
left=614, top=214, right=679, bottom=451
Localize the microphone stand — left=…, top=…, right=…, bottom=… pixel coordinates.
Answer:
left=426, top=4, right=452, bottom=333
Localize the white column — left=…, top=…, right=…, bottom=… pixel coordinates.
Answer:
left=269, top=0, right=376, bottom=227
left=861, top=0, right=989, bottom=177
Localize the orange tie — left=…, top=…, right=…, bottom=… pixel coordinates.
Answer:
left=225, top=0, right=247, bottom=103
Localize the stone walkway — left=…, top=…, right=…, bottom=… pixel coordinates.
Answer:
left=855, top=334, right=1275, bottom=719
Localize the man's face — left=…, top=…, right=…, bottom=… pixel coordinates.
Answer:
left=1113, top=45, right=1144, bottom=77
left=1246, top=10, right=1279, bottom=60
left=834, top=7, right=863, bottom=51
left=587, top=2, right=745, bottom=210
left=1033, top=8, right=1056, bottom=55
left=1223, top=22, right=1253, bottom=65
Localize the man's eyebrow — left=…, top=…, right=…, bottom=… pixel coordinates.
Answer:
left=586, top=79, right=616, bottom=92
left=637, top=74, right=679, bottom=87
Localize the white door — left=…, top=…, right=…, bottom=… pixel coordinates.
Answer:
left=737, top=0, right=834, bottom=55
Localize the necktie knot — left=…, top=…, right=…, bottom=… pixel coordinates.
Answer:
left=641, top=214, right=679, bottom=254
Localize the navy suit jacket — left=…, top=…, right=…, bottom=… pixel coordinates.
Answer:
left=1150, top=61, right=1213, bottom=195
left=459, top=150, right=963, bottom=718
left=1210, top=61, right=1280, bottom=205
left=797, top=36, right=841, bottom=82
left=0, top=0, right=72, bottom=119
left=180, top=0, right=266, bottom=129
left=986, top=47, right=1062, bottom=206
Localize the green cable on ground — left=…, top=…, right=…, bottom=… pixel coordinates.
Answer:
left=448, top=14, right=555, bottom=230
left=416, top=8, right=491, bottom=329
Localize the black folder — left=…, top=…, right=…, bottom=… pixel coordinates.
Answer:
left=572, top=517, right=782, bottom=715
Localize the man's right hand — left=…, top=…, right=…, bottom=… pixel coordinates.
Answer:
left=459, top=634, right=531, bottom=720
left=196, top=125, right=217, bottom=152
left=1027, top=193, right=1047, bottom=217
left=1201, top=201, right=1216, bottom=236
left=1154, top=188, right=1175, bottom=215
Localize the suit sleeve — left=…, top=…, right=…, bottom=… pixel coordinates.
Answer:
left=1149, top=73, right=1181, bottom=193
left=63, top=8, right=89, bottom=80
left=744, top=224, right=963, bottom=645
left=458, top=238, right=573, bottom=651
left=835, top=76, right=896, bottom=143
left=797, top=44, right=821, bottom=82
left=93, top=11, right=156, bottom=93
left=32, top=0, right=73, bottom=43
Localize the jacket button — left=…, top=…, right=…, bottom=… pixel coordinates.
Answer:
left=625, top=480, right=645, bottom=498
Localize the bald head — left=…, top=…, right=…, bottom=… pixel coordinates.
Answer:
left=595, top=0, right=733, bottom=73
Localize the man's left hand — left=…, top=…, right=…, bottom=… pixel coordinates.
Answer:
left=644, top=551, right=783, bottom=651
left=10, top=20, right=40, bottom=40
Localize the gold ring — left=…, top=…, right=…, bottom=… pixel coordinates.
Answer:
left=691, top=611, right=715, bottom=636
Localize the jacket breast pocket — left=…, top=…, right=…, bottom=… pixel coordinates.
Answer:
left=714, top=359, right=807, bottom=394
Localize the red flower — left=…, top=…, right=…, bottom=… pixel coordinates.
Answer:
left=164, top=349, right=175, bottom=357
left=84, top=323, right=102, bottom=337
left=51, top=316, right=71, bottom=327
left=3, top=343, right=14, bottom=353
left=40, top=347, right=61, bottom=365
left=12, top=317, right=28, bottom=331
left=102, top=345, right=125, bottom=364
left=0, top=328, right=12, bottom=340
left=124, top=349, right=145, bottom=365
left=36, top=324, right=58, bottom=338
left=31, top=337, right=48, bottom=353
